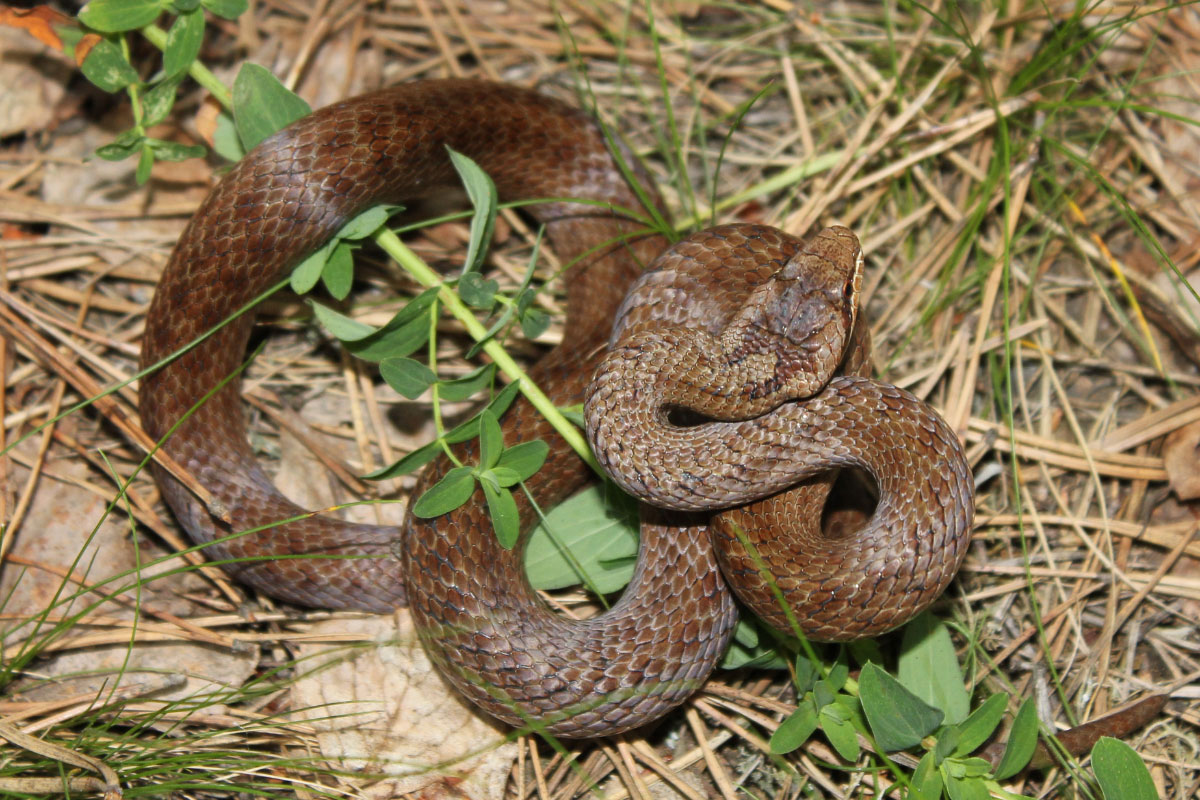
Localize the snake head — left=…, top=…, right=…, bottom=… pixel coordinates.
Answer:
left=721, top=226, right=864, bottom=398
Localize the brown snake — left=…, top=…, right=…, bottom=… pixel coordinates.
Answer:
left=140, top=79, right=974, bottom=738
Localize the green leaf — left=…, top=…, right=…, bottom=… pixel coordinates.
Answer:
left=322, top=241, right=354, bottom=300
left=337, top=205, right=393, bottom=240
left=520, top=307, right=550, bottom=339
left=80, top=37, right=140, bottom=92
left=826, top=661, right=849, bottom=693
left=412, top=466, right=475, bottom=518
left=515, top=286, right=536, bottom=315
left=141, top=76, right=183, bottom=127
left=813, top=680, right=836, bottom=710
left=135, top=144, right=154, bottom=185
left=847, top=638, right=885, bottom=667
left=558, top=404, right=585, bottom=429
left=95, top=130, right=143, bottom=161
left=481, top=481, right=519, bottom=549
left=163, top=7, right=204, bottom=77
left=458, top=272, right=498, bottom=308
left=363, top=440, right=439, bottom=480
left=495, top=440, right=548, bottom=482
left=379, top=357, right=436, bottom=400
left=437, top=364, right=496, bottom=402
left=793, top=656, right=818, bottom=694
left=292, top=207, right=394, bottom=296
left=366, top=383, right=519, bottom=481
left=949, top=757, right=992, bottom=779
left=770, top=701, right=818, bottom=754
left=482, top=380, right=522, bottom=421
left=487, top=466, right=522, bottom=487
left=343, top=289, right=438, bottom=361
left=723, top=617, right=786, bottom=670
left=993, top=696, right=1038, bottom=780
left=80, top=0, right=163, bottom=32
left=735, top=620, right=759, bottom=649
left=172, top=0, right=201, bottom=11
left=953, top=693, right=1009, bottom=757
left=232, top=63, right=311, bottom=151
left=448, top=148, right=498, bottom=275
left=202, top=0, right=247, bottom=20
left=819, top=702, right=860, bottom=762
left=722, top=645, right=787, bottom=670
left=935, top=727, right=961, bottom=763
left=525, top=485, right=639, bottom=593
left=146, top=138, right=206, bottom=162
left=291, top=240, right=334, bottom=294
left=1092, top=737, right=1158, bottom=800
left=941, top=772, right=989, bottom=800
left=899, top=613, right=970, bottom=725
left=478, top=410, right=503, bottom=470
left=911, top=751, right=944, bottom=800
left=465, top=305, right=514, bottom=358
left=212, top=111, right=244, bottom=161
left=859, top=663, right=944, bottom=752
left=310, top=300, right=374, bottom=340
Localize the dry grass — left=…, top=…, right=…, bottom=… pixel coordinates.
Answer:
left=1, top=0, right=1198, bottom=798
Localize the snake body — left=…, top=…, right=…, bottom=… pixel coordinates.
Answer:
left=140, top=79, right=973, bottom=738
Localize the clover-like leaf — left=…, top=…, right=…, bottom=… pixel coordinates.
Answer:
left=337, top=205, right=393, bottom=240
left=859, top=663, right=943, bottom=752
left=80, top=0, right=163, bottom=33
left=437, top=364, right=496, bottom=402
left=993, top=696, right=1038, bottom=780
left=477, top=410, right=503, bottom=470
left=818, top=702, right=859, bottom=762
left=412, top=466, right=475, bottom=518
left=448, top=148, right=498, bottom=274
left=899, top=613, right=969, bottom=725
left=163, top=7, right=204, bottom=77
left=481, top=479, right=519, bottom=549
left=202, top=0, right=248, bottom=20
left=494, top=440, right=548, bottom=482
left=141, top=77, right=183, bottom=127
left=232, top=63, right=311, bottom=151
left=770, top=700, right=818, bottom=755
left=80, top=37, right=140, bottom=92
left=380, top=357, right=436, bottom=400
left=321, top=241, right=354, bottom=300
left=342, top=288, right=438, bottom=361
left=953, top=693, right=1009, bottom=757
left=1092, top=737, right=1158, bottom=800
left=459, top=272, right=498, bottom=308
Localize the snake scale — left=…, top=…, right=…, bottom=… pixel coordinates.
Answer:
left=140, top=79, right=974, bottom=738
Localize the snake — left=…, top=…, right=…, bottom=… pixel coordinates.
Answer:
left=140, top=79, right=974, bottom=739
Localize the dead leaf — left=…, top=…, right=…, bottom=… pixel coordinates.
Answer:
left=0, top=25, right=70, bottom=138
left=1165, top=420, right=1200, bottom=500
left=1, top=444, right=258, bottom=713
left=291, top=614, right=517, bottom=800
left=0, top=5, right=74, bottom=51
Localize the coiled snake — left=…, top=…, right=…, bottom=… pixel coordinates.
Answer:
left=140, top=79, right=973, bottom=738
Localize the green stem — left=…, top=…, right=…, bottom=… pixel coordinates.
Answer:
left=140, top=23, right=233, bottom=110
left=376, top=229, right=603, bottom=475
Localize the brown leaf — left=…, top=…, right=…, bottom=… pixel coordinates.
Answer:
left=0, top=5, right=74, bottom=51
left=291, top=615, right=517, bottom=800
left=1165, top=421, right=1200, bottom=500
